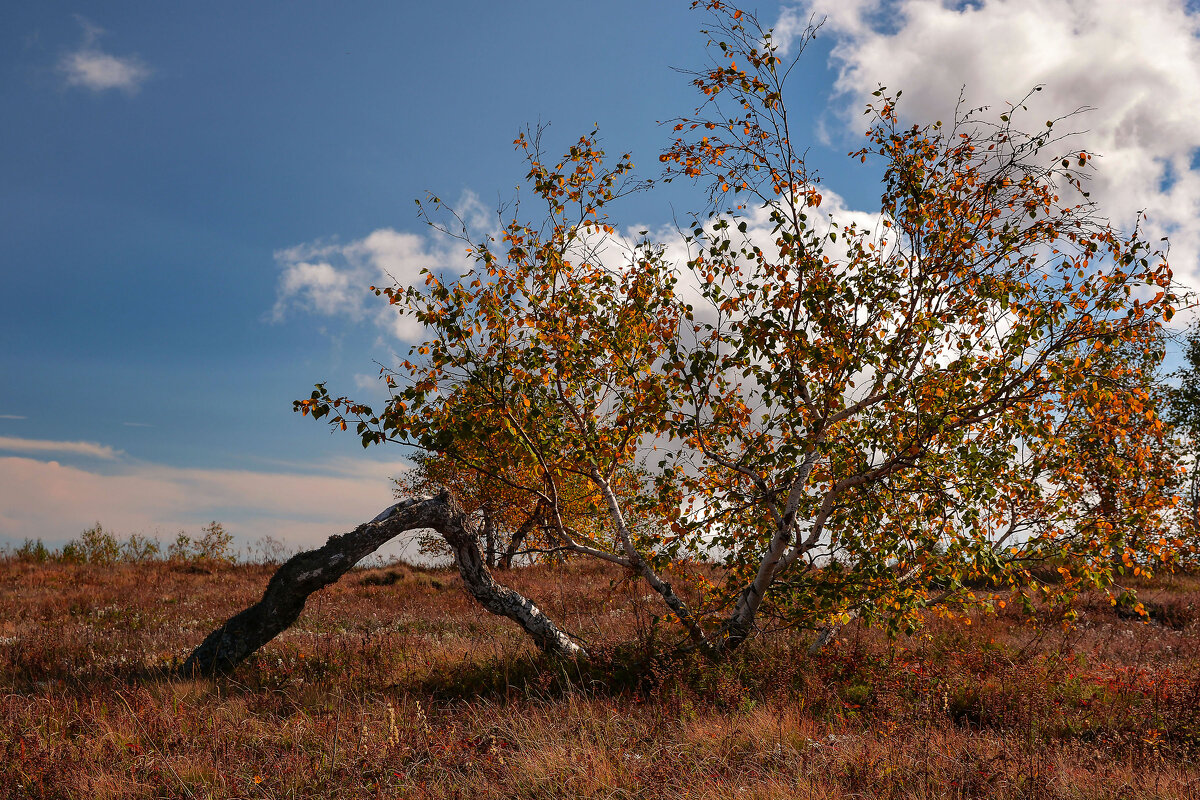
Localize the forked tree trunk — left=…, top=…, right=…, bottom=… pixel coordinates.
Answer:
left=481, top=508, right=499, bottom=568
left=501, top=506, right=542, bottom=569
left=182, top=492, right=584, bottom=676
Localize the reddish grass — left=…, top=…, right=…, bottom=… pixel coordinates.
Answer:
left=3, top=557, right=1200, bottom=799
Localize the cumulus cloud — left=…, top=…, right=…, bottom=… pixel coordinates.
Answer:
left=0, top=455, right=418, bottom=559
left=0, top=436, right=121, bottom=459
left=59, top=18, right=150, bottom=94
left=776, top=0, right=1200, bottom=287
left=274, top=177, right=885, bottom=350
left=273, top=254, right=362, bottom=318
left=272, top=203, right=483, bottom=341
left=642, top=184, right=884, bottom=318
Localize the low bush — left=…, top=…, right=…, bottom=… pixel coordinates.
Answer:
left=6, top=520, right=236, bottom=566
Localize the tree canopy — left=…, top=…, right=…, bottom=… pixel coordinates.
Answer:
left=285, top=1, right=1186, bottom=663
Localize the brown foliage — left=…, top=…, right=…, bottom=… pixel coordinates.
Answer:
left=4, top=558, right=1200, bottom=798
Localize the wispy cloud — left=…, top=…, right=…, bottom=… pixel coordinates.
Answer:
left=59, top=17, right=150, bottom=94
left=0, top=436, right=121, bottom=459
left=0, top=415, right=26, bottom=420
left=121, top=422, right=153, bottom=428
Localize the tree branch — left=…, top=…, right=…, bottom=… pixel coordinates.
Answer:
left=183, top=492, right=584, bottom=676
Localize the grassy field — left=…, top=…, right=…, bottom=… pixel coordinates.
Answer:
left=3, top=556, right=1200, bottom=799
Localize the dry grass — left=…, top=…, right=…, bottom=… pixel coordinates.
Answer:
left=3, top=556, right=1200, bottom=799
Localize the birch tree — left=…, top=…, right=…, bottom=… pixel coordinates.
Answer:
left=185, top=1, right=1184, bottom=674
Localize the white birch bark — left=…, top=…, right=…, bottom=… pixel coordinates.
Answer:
left=184, top=491, right=584, bottom=675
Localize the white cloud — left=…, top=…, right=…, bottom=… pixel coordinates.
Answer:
left=61, top=50, right=150, bottom=92
left=273, top=190, right=496, bottom=341
left=273, top=223, right=473, bottom=341
left=354, top=372, right=388, bottom=394
left=0, top=455, right=420, bottom=559
left=779, top=0, right=1200, bottom=288
left=273, top=255, right=361, bottom=319
left=643, top=185, right=884, bottom=321
left=0, top=415, right=26, bottom=420
left=0, top=436, right=121, bottom=459
left=275, top=181, right=883, bottom=352
left=59, top=18, right=150, bottom=94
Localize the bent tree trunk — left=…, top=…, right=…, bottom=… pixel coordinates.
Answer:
left=182, top=492, right=585, bottom=676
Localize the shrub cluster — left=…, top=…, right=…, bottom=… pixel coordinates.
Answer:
left=6, top=522, right=290, bottom=566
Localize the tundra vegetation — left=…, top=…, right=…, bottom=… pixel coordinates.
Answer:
left=5, top=552, right=1200, bottom=797
left=8, top=1, right=1200, bottom=796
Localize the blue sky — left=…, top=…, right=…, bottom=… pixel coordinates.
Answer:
left=4, top=0, right=1200, bottom=555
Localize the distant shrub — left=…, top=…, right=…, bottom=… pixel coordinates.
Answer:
left=62, top=523, right=122, bottom=565
left=14, top=538, right=52, bottom=563
left=167, top=531, right=194, bottom=562
left=121, top=533, right=161, bottom=563
left=7, top=522, right=239, bottom=566
left=168, top=522, right=235, bottom=565
left=250, top=534, right=290, bottom=565
left=196, top=521, right=235, bottom=564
